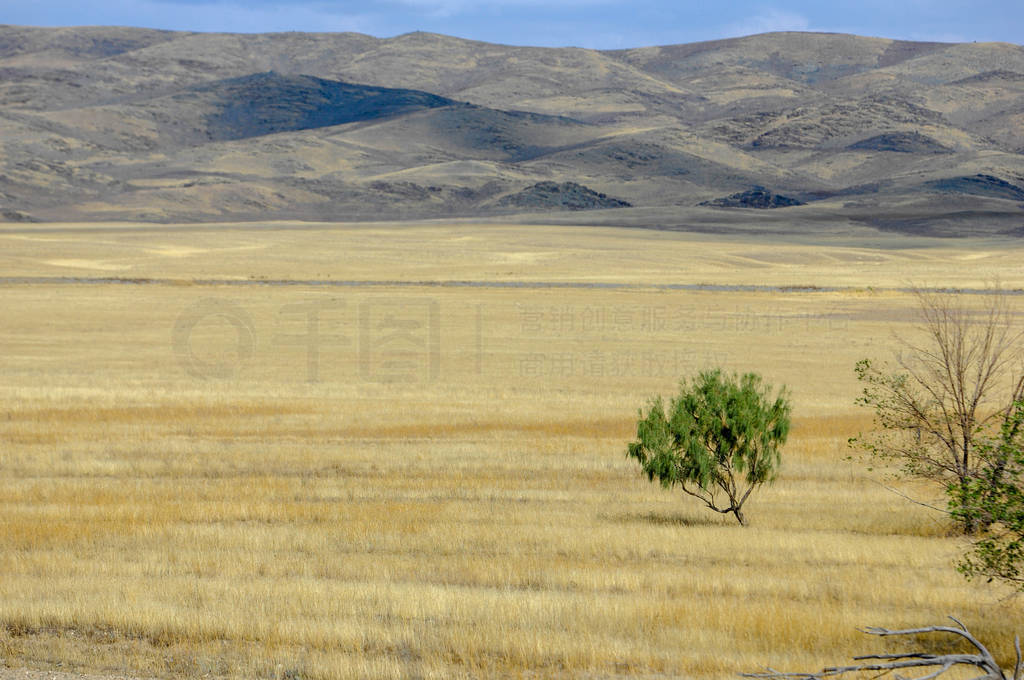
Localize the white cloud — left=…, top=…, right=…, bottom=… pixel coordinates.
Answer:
left=719, top=8, right=812, bottom=38
left=150, top=1, right=374, bottom=33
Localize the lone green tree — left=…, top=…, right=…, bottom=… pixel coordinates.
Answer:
left=627, top=369, right=790, bottom=526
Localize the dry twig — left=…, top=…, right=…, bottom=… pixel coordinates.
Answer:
left=743, top=617, right=1014, bottom=680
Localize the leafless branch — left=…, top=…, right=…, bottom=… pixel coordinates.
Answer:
left=855, top=286, right=1024, bottom=533
left=743, top=617, right=1013, bottom=680
left=870, top=479, right=950, bottom=515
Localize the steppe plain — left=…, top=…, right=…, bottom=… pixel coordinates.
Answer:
left=2, top=218, right=1024, bottom=679
left=4, top=22, right=1024, bottom=680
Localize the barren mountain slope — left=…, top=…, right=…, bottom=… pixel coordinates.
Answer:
left=0, top=25, right=1022, bottom=233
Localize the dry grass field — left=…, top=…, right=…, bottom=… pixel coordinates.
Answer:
left=2, top=221, right=1024, bottom=679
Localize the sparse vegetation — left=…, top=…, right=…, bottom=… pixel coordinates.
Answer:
left=745, top=617, right=1021, bottom=680
left=3, top=26, right=1024, bottom=231
left=852, top=288, right=1024, bottom=533
left=627, top=369, right=790, bottom=525
left=953, top=398, right=1024, bottom=588
left=496, top=181, right=632, bottom=211
left=2, top=224, right=1024, bottom=679
left=699, top=187, right=804, bottom=209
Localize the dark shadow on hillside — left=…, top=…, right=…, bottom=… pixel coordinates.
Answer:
left=197, top=72, right=459, bottom=142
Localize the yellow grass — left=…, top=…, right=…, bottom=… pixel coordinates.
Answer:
left=1, top=222, right=1023, bottom=679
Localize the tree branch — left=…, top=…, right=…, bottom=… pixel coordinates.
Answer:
left=870, top=479, right=951, bottom=515
left=742, top=617, right=1012, bottom=680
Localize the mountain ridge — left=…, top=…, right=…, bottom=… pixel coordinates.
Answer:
left=1, top=25, right=1022, bottom=235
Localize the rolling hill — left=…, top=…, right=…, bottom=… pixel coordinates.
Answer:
left=0, top=25, right=1022, bottom=234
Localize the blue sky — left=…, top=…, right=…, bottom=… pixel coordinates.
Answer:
left=4, top=0, right=1022, bottom=48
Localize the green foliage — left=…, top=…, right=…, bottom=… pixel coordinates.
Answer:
left=852, top=290, right=1024, bottom=588
left=627, top=369, right=790, bottom=526
left=951, top=399, right=1024, bottom=589
left=851, top=357, right=972, bottom=482
left=851, top=290, right=1023, bottom=535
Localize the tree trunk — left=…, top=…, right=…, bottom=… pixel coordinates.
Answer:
left=957, top=477, right=978, bottom=535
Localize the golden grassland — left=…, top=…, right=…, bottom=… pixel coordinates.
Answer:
left=2, top=222, right=1024, bottom=679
